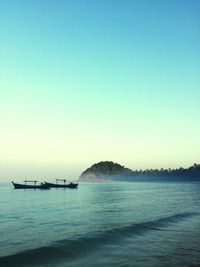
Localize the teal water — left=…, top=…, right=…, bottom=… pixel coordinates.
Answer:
left=0, top=182, right=200, bottom=267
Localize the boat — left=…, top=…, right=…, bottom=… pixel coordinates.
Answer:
left=44, top=179, right=78, bottom=189
left=12, top=180, right=51, bottom=190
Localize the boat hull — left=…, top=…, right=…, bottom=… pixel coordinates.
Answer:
left=44, top=182, right=78, bottom=189
left=12, top=182, right=50, bottom=190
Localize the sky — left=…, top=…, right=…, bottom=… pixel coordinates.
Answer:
left=0, top=0, right=200, bottom=180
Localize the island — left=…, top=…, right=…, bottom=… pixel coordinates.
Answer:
left=79, top=161, right=200, bottom=182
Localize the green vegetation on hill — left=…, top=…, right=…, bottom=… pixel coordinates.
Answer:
left=80, top=161, right=133, bottom=181
left=82, top=161, right=131, bottom=174
left=79, top=161, right=200, bottom=181
left=131, top=163, right=200, bottom=180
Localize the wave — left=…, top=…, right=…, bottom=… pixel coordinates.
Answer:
left=0, top=212, right=197, bottom=267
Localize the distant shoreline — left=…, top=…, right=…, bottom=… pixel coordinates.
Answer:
left=79, top=161, right=200, bottom=182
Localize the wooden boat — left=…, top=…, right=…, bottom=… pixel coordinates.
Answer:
left=44, top=179, right=78, bottom=189
left=12, top=180, right=50, bottom=190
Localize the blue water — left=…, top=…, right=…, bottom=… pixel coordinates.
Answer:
left=0, top=182, right=200, bottom=267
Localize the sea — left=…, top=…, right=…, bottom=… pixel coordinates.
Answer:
left=0, top=181, right=200, bottom=267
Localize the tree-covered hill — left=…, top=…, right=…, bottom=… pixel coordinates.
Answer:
left=79, top=161, right=133, bottom=181
left=79, top=161, right=200, bottom=181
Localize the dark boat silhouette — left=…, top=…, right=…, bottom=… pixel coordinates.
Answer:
left=44, top=179, right=78, bottom=189
left=12, top=180, right=50, bottom=190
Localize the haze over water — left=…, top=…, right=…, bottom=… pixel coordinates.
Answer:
left=1, top=1, right=200, bottom=266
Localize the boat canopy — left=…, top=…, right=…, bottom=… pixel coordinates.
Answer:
left=56, top=179, right=67, bottom=183
left=24, top=180, right=38, bottom=184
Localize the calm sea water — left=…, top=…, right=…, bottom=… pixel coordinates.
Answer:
left=0, top=182, right=200, bottom=267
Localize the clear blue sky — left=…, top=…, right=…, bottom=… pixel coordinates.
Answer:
left=0, top=0, right=200, bottom=180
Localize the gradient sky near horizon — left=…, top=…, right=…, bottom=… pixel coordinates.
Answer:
left=0, top=0, right=200, bottom=180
